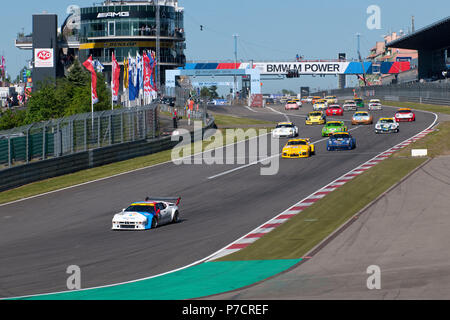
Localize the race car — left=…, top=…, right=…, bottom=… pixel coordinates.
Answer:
left=313, top=99, right=328, bottom=111
left=326, top=105, right=344, bottom=116
left=351, top=111, right=373, bottom=125
left=343, top=100, right=358, bottom=111
left=327, top=132, right=356, bottom=151
left=282, top=138, right=315, bottom=158
left=112, top=197, right=181, bottom=231
left=272, top=122, right=299, bottom=138
left=368, top=100, right=382, bottom=111
left=324, top=96, right=338, bottom=104
left=354, top=98, right=365, bottom=108
left=395, top=108, right=416, bottom=122
left=293, top=98, right=303, bottom=107
left=285, top=100, right=300, bottom=110
left=375, top=118, right=400, bottom=134
left=306, top=96, right=314, bottom=103
left=305, top=111, right=326, bottom=125
left=322, top=121, right=348, bottom=137
left=311, top=96, right=322, bottom=104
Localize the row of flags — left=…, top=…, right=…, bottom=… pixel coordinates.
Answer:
left=82, top=51, right=158, bottom=107
left=124, top=51, right=158, bottom=102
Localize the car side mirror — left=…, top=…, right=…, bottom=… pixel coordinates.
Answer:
left=156, top=209, right=161, bottom=215
left=122, top=209, right=126, bottom=212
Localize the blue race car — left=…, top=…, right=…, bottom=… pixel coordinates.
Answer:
left=112, top=197, right=181, bottom=231
left=327, top=132, right=356, bottom=151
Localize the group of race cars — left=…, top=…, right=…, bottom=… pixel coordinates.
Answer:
left=277, top=97, right=417, bottom=158
left=113, top=97, right=417, bottom=232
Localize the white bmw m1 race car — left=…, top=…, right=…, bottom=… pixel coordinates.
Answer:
left=112, top=197, right=181, bottom=231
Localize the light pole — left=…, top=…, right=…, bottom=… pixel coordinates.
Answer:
left=233, top=34, right=239, bottom=101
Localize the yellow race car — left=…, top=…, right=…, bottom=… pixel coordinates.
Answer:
left=306, top=111, right=326, bottom=125
left=282, top=138, right=316, bottom=158
left=325, top=96, right=338, bottom=104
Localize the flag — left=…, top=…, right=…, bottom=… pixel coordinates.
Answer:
left=111, top=52, right=120, bottom=102
left=93, top=59, right=104, bottom=73
left=143, top=51, right=152, bottom=98
left=136, top=52, right=143, bottom=97
left=151, top=51, right=158, bottom=93
left=128, top=55, right=137, bottom=101
left=123, top=58, right=129, bottom=93
left=83, top=55, right=99, bottom=104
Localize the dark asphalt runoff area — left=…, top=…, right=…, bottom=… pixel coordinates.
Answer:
left=211, top=156, right=450, bottom=300
left=0, top=102, right=437, bottom=298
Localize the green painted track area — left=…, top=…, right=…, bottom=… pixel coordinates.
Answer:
left=17, top=259, right=300, bottom=300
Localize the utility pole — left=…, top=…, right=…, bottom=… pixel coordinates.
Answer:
left=156, top=1, right=161, bottom=95
left=233, top=34, right=239, bottom=100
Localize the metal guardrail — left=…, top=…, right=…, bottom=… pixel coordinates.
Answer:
left=0, top=116, right=217, bottom=192
left=317, top=81, right=450, bottom=106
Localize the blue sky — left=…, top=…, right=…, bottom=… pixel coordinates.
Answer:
left=1, top=0, right=449, bottom=94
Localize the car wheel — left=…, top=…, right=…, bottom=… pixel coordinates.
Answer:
left=172, top=211, right=180, bottom=224
left=151, top=217, right=159, bottom=229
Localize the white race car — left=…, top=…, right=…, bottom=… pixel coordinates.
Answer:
left=313, top=100, right=328, bottom=111
left=375, top=118, right=399, bottom=134
left=368, top=102, right=382, bottom=111
left=368, top=99, right=382, bottom=111
left=343, top=100, right=358, bottom=111
left=112, top=197, right=181, bottom=231
left=272, top=122, right=299, bottom=138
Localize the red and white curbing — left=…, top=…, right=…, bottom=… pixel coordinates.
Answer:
left=208, top=128, right=435, bottom=261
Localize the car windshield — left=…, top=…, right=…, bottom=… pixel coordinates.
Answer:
left=125, top=205, right=155, bottom=213
left=398, top=110, right=411, bottom=113
left=310, top=112, right=322, bottom=117
left=329, top=106, right=340, bottom=109
left=331, top=134, right=349, bottom=139
left=277, top=124, right=293, bottom=128
left=380, top=119, right=394, bottom=124
left=345, top=102, right=356, bottom=105
left=354, top=99, right=363, bottom=103
left=327, top=123, right=343, bottom=127
left=288, top=141, right=307, bottom=146
left=355, top=113, right=368, bottom=117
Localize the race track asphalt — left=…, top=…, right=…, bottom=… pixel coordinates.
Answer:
left=0, top=102, right=436, bottom=298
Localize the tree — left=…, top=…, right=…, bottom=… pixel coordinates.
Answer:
left=0, top=109, right=26, bottom=130
left=208, top=85, right=219, bottom=99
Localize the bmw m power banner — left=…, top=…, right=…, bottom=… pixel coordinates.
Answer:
left=82, top=56, right=99, bottom=104
left=111, top=52, right=120, bottom=102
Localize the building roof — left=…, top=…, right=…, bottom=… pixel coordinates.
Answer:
left=387, top=16, right=450, bottom=50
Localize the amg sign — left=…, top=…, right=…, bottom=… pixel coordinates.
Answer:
left=254, top=62, right=350, bottom=75
left=97, top=12, right=130, bottom=18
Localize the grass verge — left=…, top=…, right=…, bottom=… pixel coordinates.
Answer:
left=219, top=157, right=427, bottom=261
left=0, top=126, right=273, bottom=205
left=219, top=121, right=450, bottom=261
left=212, top=113, right=277, bottom=127
left=393, top=121, right=450, bottom=157
left=380, top=100, right=450, bottom=115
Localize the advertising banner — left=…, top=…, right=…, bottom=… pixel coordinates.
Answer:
left=34, top=49, right=54, bottom=68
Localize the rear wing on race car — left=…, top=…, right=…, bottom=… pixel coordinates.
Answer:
left=145, top=197, right=181, bottom=206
